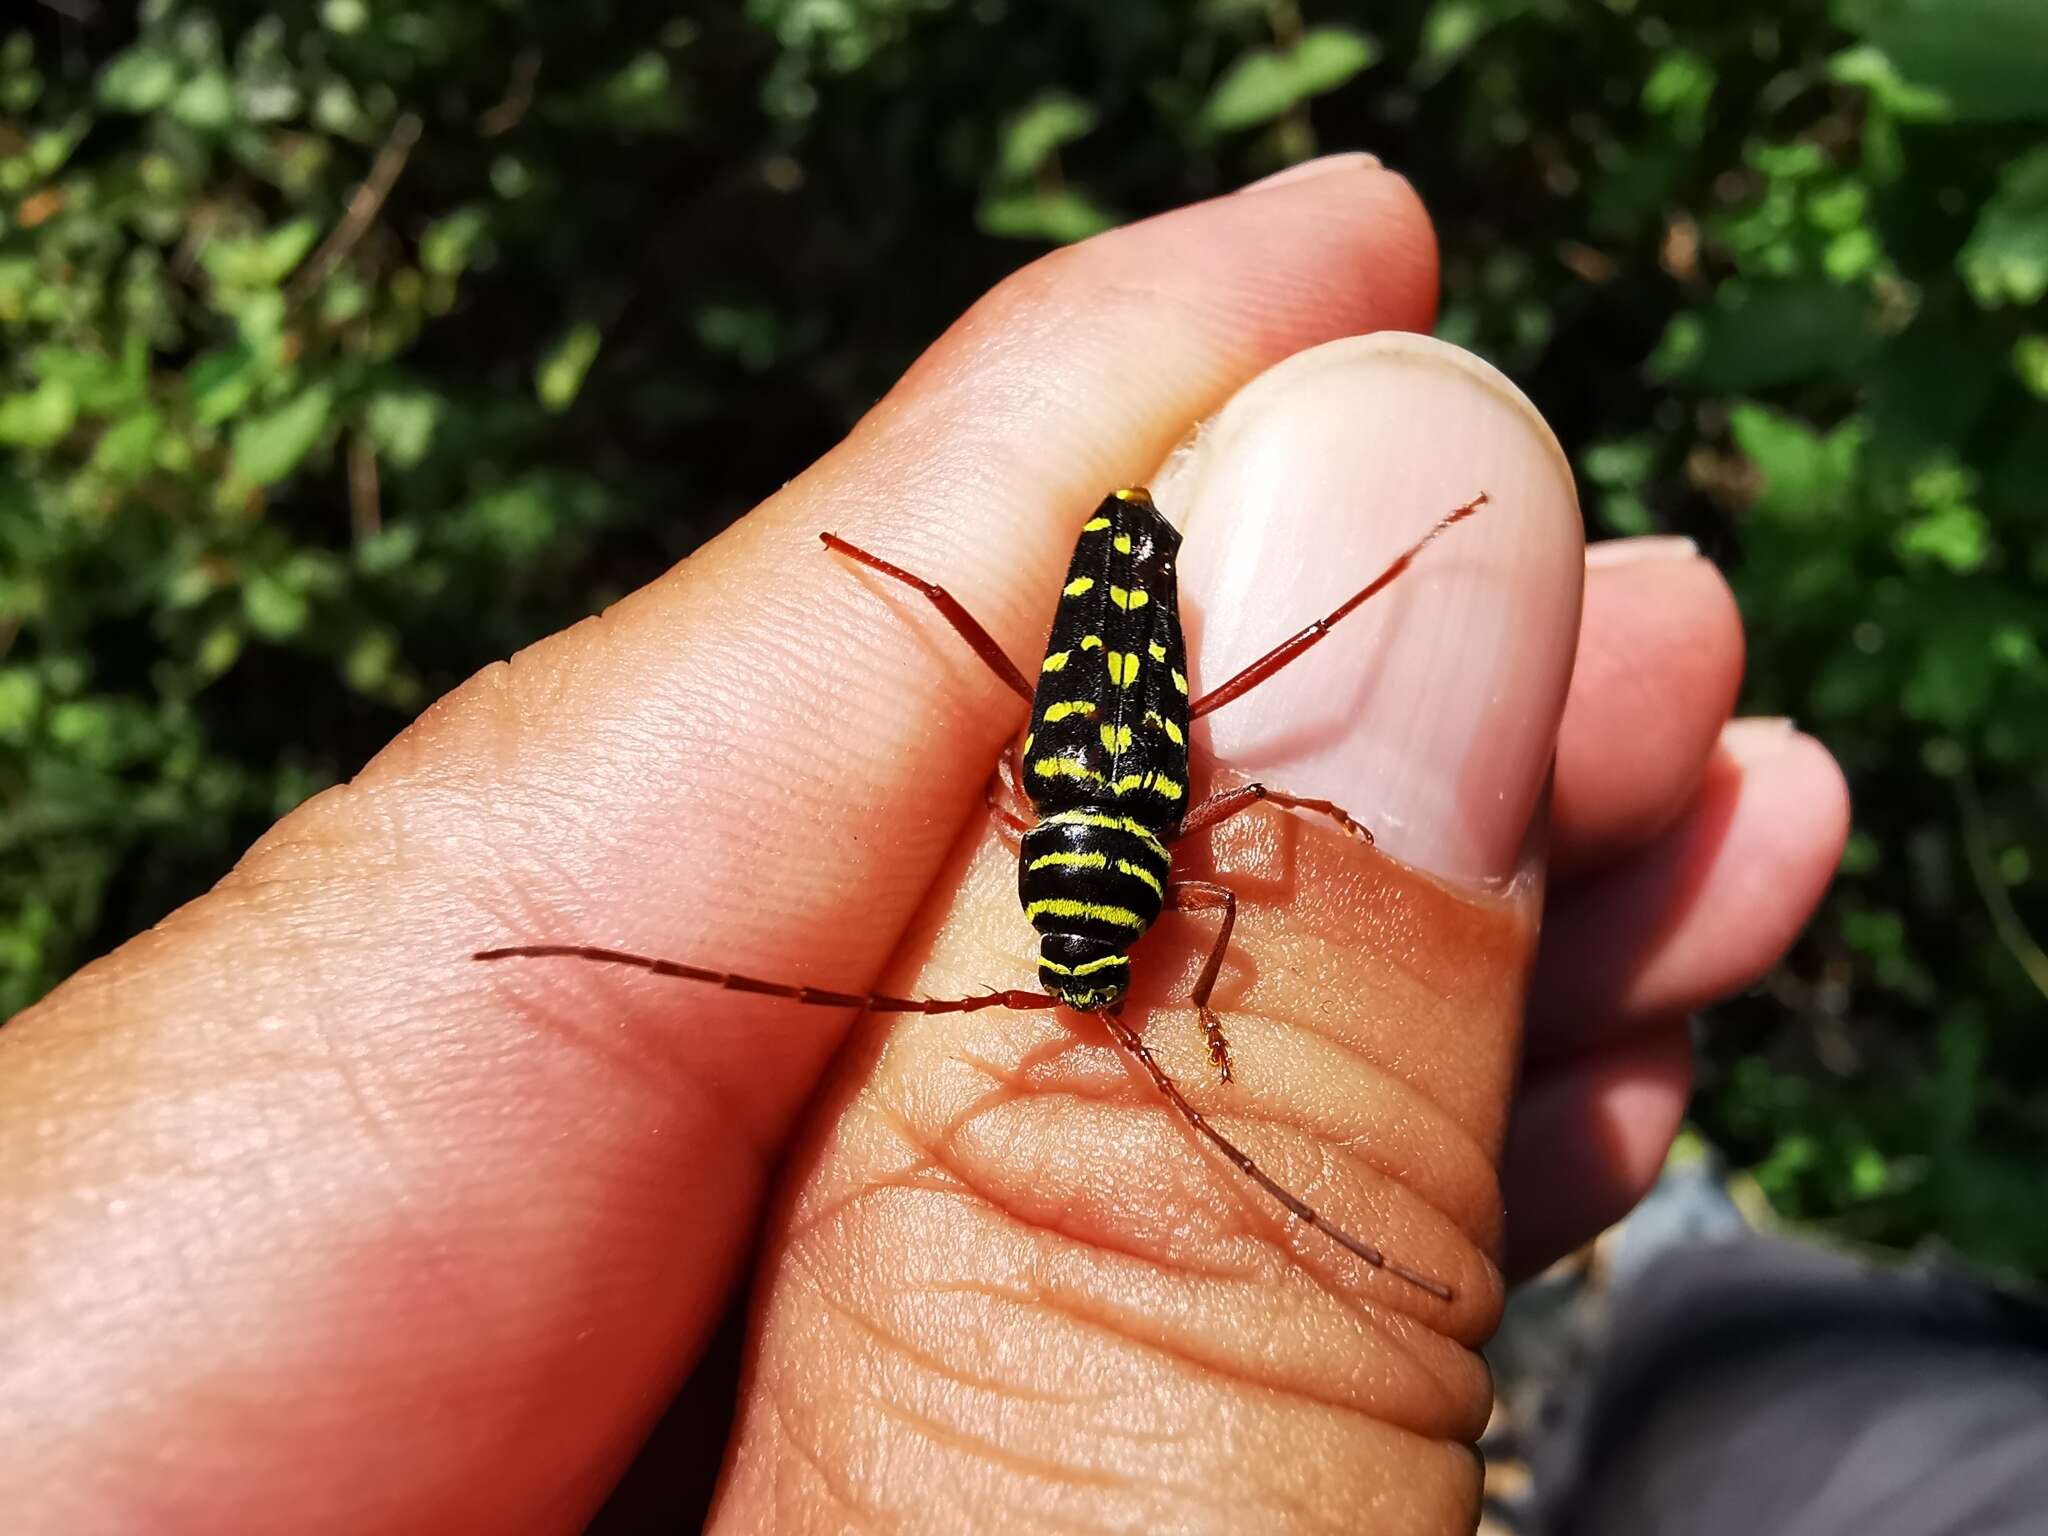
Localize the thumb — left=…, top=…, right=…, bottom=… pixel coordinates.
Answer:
left=713, top=334, right=1582, bottom=1534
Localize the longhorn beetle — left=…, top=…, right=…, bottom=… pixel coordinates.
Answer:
left=478, top=486, right=1485, bottom=1301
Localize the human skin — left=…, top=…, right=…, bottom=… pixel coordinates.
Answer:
left=0, top=157, right=1846, bottom=1533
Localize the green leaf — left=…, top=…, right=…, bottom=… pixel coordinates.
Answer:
left=231, top=386, right=333, bottom=485
left=202, top=219, right=321, bottom=291
left=420, top=207, right=489, bottom=278
left=0, top=379, right=77, bottom=449
left=1419, top=0, right=1526, bottom=76
left=1897, top=458, right=1990, bottom=571
left=1829, top=42, right=1954, bottom=121
left=1835, top=0, right=2048, bottom=121
left=2013, top=335, right=2048, bottom=398
left=1657, top=280, right=1882, bottom=390
left=90, top=410, right=163, bottom=482
left=1643, top=49, right=1716, bottom=144
left=535, top=324, right=602, bottom=412
left=977, top=187, right=1116, bottom=245
left=363, top=390, right=441, bottom=468
left=1898, top=503, right=1990, bottom=570
left=170, top=69, right=236, bottom=132
left=1904, top=617, right=2000, bottom=726
left=1959, top=146, right=2048, bottom=308
left=343, top=627, right=400, bottom=695
left=1729, top=403, right=1865, bottom=521
left=1200, top=28, right=1380, bottom=133
left=33, top=346, right=142, bottom=413
left=97, top=48, right=178, bottom=114
left=996, top=92, right=1098, bottom=182
left=188, top=347, right=262, bottom=425
left=241, top=569, right=311, bottom=640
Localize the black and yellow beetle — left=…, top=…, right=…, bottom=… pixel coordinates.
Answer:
left=480, top=484, right=1483, bottom=1299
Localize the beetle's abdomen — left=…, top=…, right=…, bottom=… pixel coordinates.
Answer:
left=1019, top=810, right=1170, bottom=1009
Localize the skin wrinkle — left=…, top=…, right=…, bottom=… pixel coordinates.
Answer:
left=803, top=1276, right=1110, bottom=1412
left=919, top=1060, right=1485, bottom=1284
left=809, top=1149, right=1473, bottom=1443
left=897, top=1270, right=1473, bottom=1457
left=877, top=1106, right=1260, bottom=1289
left=1122, top=994, right=1501, bottom=1204
left=869, top=973, right=1492, bottom=1300
left=925, top=847, right=1507, bottom=1245
left=1170, top=806, right=1527, bottom=1133
left=852, top=1388, right=1176, bottom=1498
left=760, top=1384, right=885, bottom=1536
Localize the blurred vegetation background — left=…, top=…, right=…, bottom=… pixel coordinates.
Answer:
left=1, top=1, right=2043, bottom=1276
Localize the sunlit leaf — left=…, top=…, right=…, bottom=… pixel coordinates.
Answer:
left=1200, top=28, right=1380, bottom=133
left=1835, top=0, right=2048, bottom=121
left=1729, top=402, right=1865, bottom=521
left=1959, top=146, right=2048, bottom=307
left=977, top=187, right=1115, bottom=245
left=97, top=48, right=178, bottom=114
left=996, top=92, right=1097, bottom=182
left=535, top=324, right=602, bottom=412
left=0, top=379, right=77, bottom=449
left=231, top=386, right=333, bottom=485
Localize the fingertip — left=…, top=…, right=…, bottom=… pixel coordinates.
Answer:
left=1502, top=1028, right=1695, bottom=1280
left=1531, top=716, right=1850, bottom=1057
left=1553, top=549, right=1745, bottom=878
left=1169, top=332, right=1583, bottom=884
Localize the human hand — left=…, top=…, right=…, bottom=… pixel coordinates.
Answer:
left=0, top=155, right=1846, bottom=1534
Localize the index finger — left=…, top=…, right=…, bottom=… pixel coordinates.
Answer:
left=0, top=162, right=1440, bottom=1533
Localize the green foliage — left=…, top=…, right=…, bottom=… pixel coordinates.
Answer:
left=2, top=1, right=2043, bottom=1278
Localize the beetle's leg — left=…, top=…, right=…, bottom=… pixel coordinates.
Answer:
left=1171, top=782, right=1373, bottom=845
left=820, top=533, right=1034, bottom=702
left=1187, top=492, right=1486, bottom=719
left=476, top=945, right=1053, bottom=1014
left=1094, top=1007, right=1453, bottom=1301
left=1166, top=879, right=1239, bottom=1083
left=985, top=738, right=1031, bottom=847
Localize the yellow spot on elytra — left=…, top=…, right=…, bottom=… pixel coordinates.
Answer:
left=1106, top=651, right=1141, bottom=688
left=1116, top=858, right=1164, bottom=897
left=1109, top=585, right=1149, bottom=611
left=1080, top=634, right=1103, bottom=650
left=1024, top=733, right=1034, bottom=752
left=1172, top=669, right=1189, bottom=695
left=1099, top=723, right=1133, bottom=752
left=1110, top=771, right=1184, bottom=801
left=1112, top=488, right=1139, bottom=501
left=1147, top=641, right=1167, bottom=663
left=1041, top=651, right=1069, bottom=673
left=1041, top=699, right=1097, bottom=723
left=1033, top=756, right=1102, bottom=784
left=1083, top=516, right=1111, bottom=531
left=1025, top=897, right=1145, bottom=930
left=1063, top=576, right=1094, bottom=597
left=1113, top=534, right=1133, bottom=554
left=1145, top=710, right=1184, bottom=745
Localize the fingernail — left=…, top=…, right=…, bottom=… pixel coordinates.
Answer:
left=1240, top=151, right=1384, bottom=194
left=1718, top=716, right=1797, bottom=767
left=1585, top=535, right=1699, bottom=568
left=1165, top=334, right=1584, bottom=883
